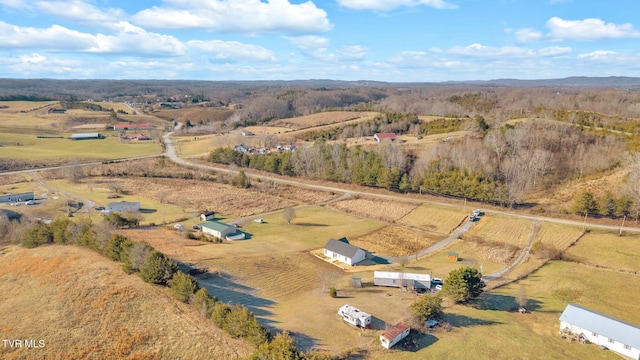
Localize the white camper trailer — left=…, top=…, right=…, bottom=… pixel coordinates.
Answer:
left=338, top=304, right=372, bottom=328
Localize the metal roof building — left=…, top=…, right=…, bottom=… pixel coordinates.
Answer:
left=374, top=271, right=431, bottom=290
left=559, top=304, right=640, bottom=359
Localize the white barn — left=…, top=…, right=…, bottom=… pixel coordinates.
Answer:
left=559, top=304, right=640, bottom=360
left=200, top=220, right=236, bottom=239
left=380, top=322, right=411, bottom=349
left=200, top=211, right=216, bottom=222
left=338, top=304, right=372, bottom=328
left=374, top=271, right=431, bottom=290
left=324, top=238, right=366, bottom=266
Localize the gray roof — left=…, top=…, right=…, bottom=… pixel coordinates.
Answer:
left=324, top=238, right=363, bottom=259
left=560, top=304, right=640, bottom=349
left=200, top=220, right=235, bottom=232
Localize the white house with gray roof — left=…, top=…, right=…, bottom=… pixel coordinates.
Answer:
left=559, top=304, right=640, bottom=359
left=324, top=238, right=366, bottom=266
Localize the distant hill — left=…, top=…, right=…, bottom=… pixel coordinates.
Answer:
left=0, top=245, right=254, bottom=360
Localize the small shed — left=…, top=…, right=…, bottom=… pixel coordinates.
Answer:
left=447, top=251, right=459, bottom=262
left=200, top=211, right=216, bottom=222
left=173, top=223, right=184, bottom=231
left=380, top=322, right=411, bottom=349
left=351, top=274, right=363, bottom=288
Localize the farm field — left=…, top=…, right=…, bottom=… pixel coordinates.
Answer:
left=0, top=134, right=161, bottom=160
left=397, top=203, right=468, bottom=235
left=564, top=230, right=640, bottom=272
left=535, top=221, right=584, bottom=249
left=464, top=214, right=532, bottom=247
left=269, top=111, right=378, bottom=130
left=326, top=197, right=418, bottom=222
left=349, top=225, right=439, bottom=257
left=0, top=245, right=254, bottom=360
left=0, top=100, right=59, bottom=112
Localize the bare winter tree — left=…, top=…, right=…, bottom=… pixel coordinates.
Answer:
left=516, top=285, right=527, bottom=310
left=283, top=207, right=296, bottom=225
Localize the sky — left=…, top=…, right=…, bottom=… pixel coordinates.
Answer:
left=0, top=0, right=639, bottom=82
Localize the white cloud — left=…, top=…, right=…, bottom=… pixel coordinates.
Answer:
left=0, top=0, right=31, bottom=10
left=446, top=43, right=571, bottom=58
left=577, top=50, right=618, bottom=60
left=132, top=0, right=332, bottom=34
left=287, top=35, right=331, bottom=59
left=35, top=0, right=125, bottom=29
left=546, top=17, right=640, bottom=41
left=187, top=40, right=276, bottom=62
left=337, top=45, right=368, bottom=60
left=6, top=53, right=88, bottom=76
left=0, top=21, right=185, bottom=56
left=337, top=0, right=457, bottom=11
left=515, top=28, right=543, bottom=43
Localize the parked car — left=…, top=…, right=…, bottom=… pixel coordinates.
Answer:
left=254, top=218, right=264, bottom=223
left=192, top=224, right=202, bottom=230
left=473, top=209, right=483, bottom=217
left=26, top=200, right=36, bottom=205
left=431, top=278, right=443, bottom=286
left=468, top=215, right=478, bottom=222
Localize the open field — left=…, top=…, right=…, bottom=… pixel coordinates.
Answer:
left=326, top=197, right=419, bottom=222
left=564, top=230, right=640, bottom=273
left=350, top=225, right=438, bottom=257
left=0, top=245, right=254, bottom=360
left=397, top=204, right=468, bottom=235
left=464, top=215, right=532, bottom=247
left=535, top=221, right=584, bottom=249
left=0, top=101, right=59, bottom=112
left=269, top=111, right=378, bottom=130
left=0, top=134, right=161, bottom=160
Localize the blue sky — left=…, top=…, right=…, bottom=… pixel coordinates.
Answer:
left=0, top=0, right=639, bottom=82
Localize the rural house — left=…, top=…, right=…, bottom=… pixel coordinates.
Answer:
left=200, top=220, right=236, bottom=239
left=380, top=322, right=411, bottom=349
left=200, top=211, right=216, bottom=222
left=0, top=191, right=35, bottom=203
left=373, top=133, right=397, bottom=142
left=559, top=304, right=640, bottom=359
left=374, top=271, right=431, bottom=290
left=106, top=201, right=140, bottom=213
left=324, top=238, right=366, bottom=266
left=338, top=304, right=372, bottom=328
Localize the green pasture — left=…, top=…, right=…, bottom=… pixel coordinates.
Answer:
left=0, top=132, right=161, bottom=160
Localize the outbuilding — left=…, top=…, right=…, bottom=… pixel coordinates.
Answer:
left=0, top=191, right=35, bottom=203
left=559, top=304, right=640, bottom=360
left=324, top=238, right=366, bottom=266
left=106, top=201, right=140, bottom=213
left=380, top=322, right=411, bottom=349
left=373, top=133, right=397, bottom=142
left=200, top=220, right=236, bottom=239
left=71, top=133, right=103, bottom=140
left=200, top=211, right=216, bottom=222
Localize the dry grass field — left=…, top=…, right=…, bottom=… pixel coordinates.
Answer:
left=464, top=215, right=532, bottom=247
left=152, top=107, right=233, bottom=124
left=0, top=101, right=59, bottom=112
left=563, top=230, right=640, bottom=273
left=0, top=245, right=254, bottom=360
left=350, top=225, right=438, bottom=257
left=397, top=204, right=468, bottom=235
left=326, top=197, right=419, bottom=222
left=269, top=111, right=378, bottom=130
left=535, top=221, right=584, bottom=249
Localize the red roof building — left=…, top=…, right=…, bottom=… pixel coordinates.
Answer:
left=374, top=133, right=397, bottom=142
left=380, top=322, right=411, bottom=349
left=114, top=123, right=151, bottom=130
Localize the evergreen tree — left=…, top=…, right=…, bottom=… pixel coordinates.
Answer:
left=168, top=272, right=200, bottom=303
left=139, top=251, right=178, bottom=285
left=444, top=267, right=485, bottom=303
left=411, top=293, right=443, bottom=322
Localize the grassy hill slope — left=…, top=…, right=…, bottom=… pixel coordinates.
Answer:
left=0, top=245, right=254, bottom=360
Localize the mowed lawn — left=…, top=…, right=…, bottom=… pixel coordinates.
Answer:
left=0, top=133, right=161, bottom=160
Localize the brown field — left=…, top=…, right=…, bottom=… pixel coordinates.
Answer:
left=464, top=215, right=532, bottom=247
left=350, top=225, right=439, bottom=257
left=326, top=197, right=419, bottom=222
left=0, top=245, right=254, bottom=360
left=242, top=125, right=292, bottom=134
left=152, top=107, right=234, bottom=124
left=535, top=221, right=584, bottom=249
left=0, top=101, right=59, bottom=112
left=397, top=204, right=468, bottom=235
left=270, top=111, right=377, bottom=130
